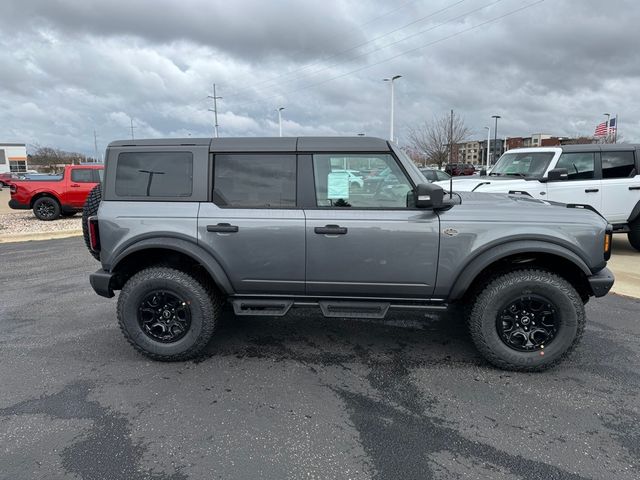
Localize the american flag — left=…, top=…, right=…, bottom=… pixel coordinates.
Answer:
left=594, top=117, right=616, bottom=137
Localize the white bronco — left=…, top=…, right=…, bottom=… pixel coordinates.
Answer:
left=436, top=144, right=640, bottom=251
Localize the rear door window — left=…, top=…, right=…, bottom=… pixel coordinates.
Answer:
left=115, top=152, right=193, bottom=197
left=71, top=169, right=94, bottom=183
left=601, top=151, right=636, bottom=179
left=213, top=154, right=296, bottom=208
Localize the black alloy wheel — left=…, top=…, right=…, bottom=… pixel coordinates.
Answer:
left=496, top=295, right=558, bottom=352
left=138, top=290, right=192, bottom=343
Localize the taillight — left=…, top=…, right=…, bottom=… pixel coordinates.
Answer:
left=604, top=224, right=613, bottom=261
left=9, top=184, right=16, bottom=194
left=88, top=216, right=101, bottom=252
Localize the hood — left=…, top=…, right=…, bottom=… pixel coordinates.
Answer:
left=434, top=176, right=537, bottom=192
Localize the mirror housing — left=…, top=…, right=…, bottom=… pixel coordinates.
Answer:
left=414, top=183, right=444, bottom=209
left=547, top=168, right=568, bottom=181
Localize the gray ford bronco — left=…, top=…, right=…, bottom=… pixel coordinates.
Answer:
left=85, top=136, right=614, bottom=371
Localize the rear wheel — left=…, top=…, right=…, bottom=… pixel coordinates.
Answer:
left=628, top=219, right=640, bottom=252
left=468, top=269, right=585, bottom=371
left=82, top=184, right=102, bottom=260
left=117, top=267, right=220, bottom=361
left=33, top=196, right=61, bottom=221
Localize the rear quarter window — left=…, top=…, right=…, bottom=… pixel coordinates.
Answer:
left=115, top=152, right=193, bottom=197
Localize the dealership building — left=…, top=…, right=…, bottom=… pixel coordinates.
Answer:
left=0, top=143, right=28, bottom=173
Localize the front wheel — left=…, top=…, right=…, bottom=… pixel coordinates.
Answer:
left=468, top=269, right=585, bottom=371
left=117, top=267, right=220, bottom=361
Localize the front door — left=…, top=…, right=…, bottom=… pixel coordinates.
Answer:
left=546, top=151, right=602, bottom=213
left=304, top=153, right=440, bottom=298
left=198, top=153, right=305, bottom=294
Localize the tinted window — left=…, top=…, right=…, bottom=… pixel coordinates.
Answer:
left=71, top=169, right=94, bottom=183
left=555, top=152, right=595, bottom=180
left=602, top=151, right=636, bottom=179
left=491, top=152, right=554, bottom=177
left=213, top=154, right=296, bottom=208
left=115, top=152, right=193, bottom=197
left=94, top=169, right=104, bottom=183
left=313, top=154, right=412, bottom=208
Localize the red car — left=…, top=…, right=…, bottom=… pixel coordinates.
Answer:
left=0, top=172, right=19, bottom=187
left=9, top=165, right=103, bottom=220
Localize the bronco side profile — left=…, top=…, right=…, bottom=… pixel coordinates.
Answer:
left=85, top=137, right=614, bottom=371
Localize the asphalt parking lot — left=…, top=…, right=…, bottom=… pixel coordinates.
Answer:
left=0, top=237, right=639, bottom=480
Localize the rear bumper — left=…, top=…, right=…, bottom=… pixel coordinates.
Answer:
left=588, top=267, right=615, bottom=298
left=8, top=199, right=30, bottom=210
left=90, top=269, right=115, bottom=298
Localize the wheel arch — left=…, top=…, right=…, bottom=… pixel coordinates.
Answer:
left=30, top=191, right=61, bottom=208
left=448, top=240, right=593, bottom=302
left=628, top=199, right=640, bottom=224
left=108, top=237, right=234, bottom=295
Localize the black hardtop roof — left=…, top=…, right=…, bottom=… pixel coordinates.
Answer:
left=108, top=136, right=391, bottom=152
left=561, top=143, right=639, bottom=152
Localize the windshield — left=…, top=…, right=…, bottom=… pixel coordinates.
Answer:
left=490, top=152, right=555, bottom=178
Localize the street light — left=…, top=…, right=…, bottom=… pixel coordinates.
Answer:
left=276, top=107, right=285, bottom=137
left=603, top=112, right=611, bottom=140
left=383, top=75, right=402, bottom=142
left=484, top=126, right=490, bottom=168
left=491, top=115, right=501, bottom=165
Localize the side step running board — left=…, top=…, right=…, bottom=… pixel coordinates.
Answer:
left=231, top=299, right=293, bottom=316
left=319, top=301, right=389, bottom=319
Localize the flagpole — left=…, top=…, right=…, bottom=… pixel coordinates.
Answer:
left=614, top=114, right=618, bottom=143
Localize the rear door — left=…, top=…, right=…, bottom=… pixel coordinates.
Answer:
left=66, top=168, right=98, bottom=207
left=304, top=152, right=440, bottom=298
left=545, top=151, right=602, bottom=213
left=197, top=153, right=305, bottom=294
left=599, top=149, right=640, bottom=224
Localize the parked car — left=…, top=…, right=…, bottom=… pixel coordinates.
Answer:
left=0, top=172, right=19, bottom=187
left=445, top=163, right=475, bottom=176
left=84, top=136, right=613, bottom=371
left=435, top=145, right=640, bottom=251
left=9, top=164, right=103, bottom=220
left=420, top=168, right=451, bottom=183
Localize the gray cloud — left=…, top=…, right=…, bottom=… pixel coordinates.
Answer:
left=0, top=0, right=639, bottom=156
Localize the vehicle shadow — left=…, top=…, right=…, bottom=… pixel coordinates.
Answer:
left=199, top=306, right=482, bottom=368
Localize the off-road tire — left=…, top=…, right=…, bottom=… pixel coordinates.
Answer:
left=628, top=219, right=640, bottom=252
left=82, top=184, right=102, bottom=260
left=468, top=269, right=585, bottom=372
left=33, top=196, right=61, bottom=221
left=117, top=267, right=220, bottom=361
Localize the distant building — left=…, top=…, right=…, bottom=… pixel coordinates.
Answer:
left=0, top=143, right=28, bottom=173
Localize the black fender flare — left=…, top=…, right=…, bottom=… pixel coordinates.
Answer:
left=447, top=239, right=593, bottom=300
left=109, top=235, right=234, bottom=295
left=628, top=200, right=640, bottom=224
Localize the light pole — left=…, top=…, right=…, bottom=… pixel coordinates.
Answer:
left=484, top=126, right=490, bottom=168
left=383, top=75, right=402, bottom=142
left=603, top=112, right=610, bottom=141
left=276, top=107, right=285, bottom=137
left=491, top=115, right=501, bottom=165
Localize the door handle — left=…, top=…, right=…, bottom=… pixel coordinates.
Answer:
left=629, top=186, right=640, bottom=191
left=207, top=223, right=239, bottom=233
left=584, top=188, right=599, bottom=193
left=314, top=224, right=348, bottom=235
left=70, top=184, right=81, bottom=187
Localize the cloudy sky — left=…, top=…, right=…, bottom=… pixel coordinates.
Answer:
left=0, top=0, right=638, bottom=156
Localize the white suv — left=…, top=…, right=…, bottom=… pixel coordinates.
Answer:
left=436, top=144, right=640, bottom=251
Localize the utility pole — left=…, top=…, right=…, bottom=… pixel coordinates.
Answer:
left=93, top=130, right=99, bottom=163
left=276, top=107, right=285, bottom=137
left=383, top=75, right=402, bottom=142
left=130, top=117, right=136, bottom=140
left=208, top=83, right=222, bottom=138
left=603, top=113, right=610, bottom=143
left=484, top=126, right=490, bottom=168
left=448, top=109, right=454, bottom=165
left=491, top=115, right=501, bottom=164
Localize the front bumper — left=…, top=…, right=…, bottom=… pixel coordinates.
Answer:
left=588, top=267, right=615, bottom=297
left=90, top=269, right=115, bottom=298
left=8, top=199, right=29, bottom=210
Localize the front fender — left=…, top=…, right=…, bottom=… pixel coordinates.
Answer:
left=445, top=239, right=593, bottom=301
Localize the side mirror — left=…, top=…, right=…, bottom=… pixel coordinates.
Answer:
left=547, top=168, right=568, bottom=181
left=414, top=183, right=444, bottom=209
left=480, top=168, right=487, bottom=176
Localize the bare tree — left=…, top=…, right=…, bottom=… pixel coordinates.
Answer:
left=407, top=112, right=470, bottom=168
left=29, top=145, right=91, bottom=172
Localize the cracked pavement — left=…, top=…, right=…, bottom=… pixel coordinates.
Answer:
left=0, top=237, right=638, bottom=479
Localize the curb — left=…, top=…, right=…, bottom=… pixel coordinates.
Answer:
left=0, top=229, right=82, bottom=243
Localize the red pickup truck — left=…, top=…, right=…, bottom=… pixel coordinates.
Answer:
left=9, top=165, right=103, bottom=220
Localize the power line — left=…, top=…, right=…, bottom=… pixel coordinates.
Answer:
left=231, top=0, right=544, bottom=111
left=223, top=0, right=469, bottom=100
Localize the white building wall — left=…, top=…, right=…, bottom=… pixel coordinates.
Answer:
left=0, top=144, right=28, bottom=173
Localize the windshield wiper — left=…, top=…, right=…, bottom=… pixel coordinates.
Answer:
left=505, top=172, right=527, bottom=178
left=489, top=172, right=503, bottom=176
